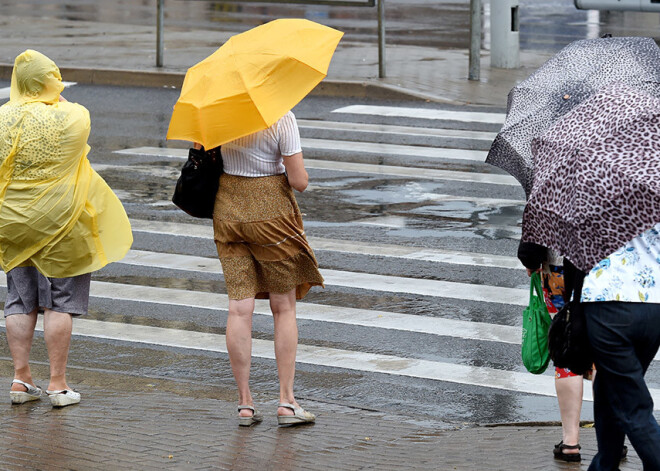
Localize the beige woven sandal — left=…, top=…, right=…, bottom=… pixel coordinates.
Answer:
left=10, top=379, right=42, bottom=404
left=238, top=405, right=263, bottom=427
left=277, top=403, right=316, bottom=426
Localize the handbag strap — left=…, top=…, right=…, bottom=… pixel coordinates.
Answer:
left=562, top=258, right=586, bottom=303
left=530, top=271, right=544, bottom=302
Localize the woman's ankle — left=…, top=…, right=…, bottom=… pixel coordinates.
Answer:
left=47, top=382, right=70, bottom=392
left=560, top=438, right=580, bottom=453
left=11, top=377, right=35, bottom=391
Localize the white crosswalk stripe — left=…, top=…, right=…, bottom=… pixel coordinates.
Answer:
left=116, top=249, right=528, bottom=305
left=302, top=138, right=487, bottom=162
left=302, top=160, right=519, bottom=186
left=114, top=140, right=488, bottom=164
left=332, top=105, right=506, bottom=124
left=297, top=119, right=498, bottom=141
left=112, top=146, right=519, bottom=186
left=129, top=218, right=523, bottom=269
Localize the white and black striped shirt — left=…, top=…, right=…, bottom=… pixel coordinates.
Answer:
left=222, top=111, right=302, bottom=177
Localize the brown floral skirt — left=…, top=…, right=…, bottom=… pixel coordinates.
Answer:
left=213, top=173, right=324, bottom=300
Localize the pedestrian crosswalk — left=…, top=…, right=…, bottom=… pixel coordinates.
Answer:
left=9, top=100, right=654, bottom=421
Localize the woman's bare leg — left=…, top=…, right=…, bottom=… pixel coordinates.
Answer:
left=555, top=374, right=584, bottom=452
left=226, top=297, right=256, bottom=417
left=5, top=310, right=38, bottom=391
left=43, top=309, right=73, bottom=391
left=270, top=289, right=298, bottom=416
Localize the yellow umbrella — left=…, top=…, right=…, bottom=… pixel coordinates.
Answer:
left=167, top=18, right=343, bottom=149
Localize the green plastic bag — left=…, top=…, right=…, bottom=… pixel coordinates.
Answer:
left=521, top=272, right=552, bottom=374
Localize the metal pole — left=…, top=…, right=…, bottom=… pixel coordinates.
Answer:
left=468, top=0, right=481, bottom=81
left=378, top=0, right=386, bottom=78
left=157, top=0, right=164, bottom=67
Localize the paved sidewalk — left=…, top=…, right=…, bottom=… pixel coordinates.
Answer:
left=0, top=14, right=551, bottom=107
left=0, top=365, right=643, bottom=471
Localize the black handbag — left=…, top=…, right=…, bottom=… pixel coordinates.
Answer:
left=172, top=146, right=223, bottom=219
left=547, top=259, right=593, bottom=375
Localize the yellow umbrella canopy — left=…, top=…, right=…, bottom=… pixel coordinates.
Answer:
left=167, top=18, right=344, bottom=149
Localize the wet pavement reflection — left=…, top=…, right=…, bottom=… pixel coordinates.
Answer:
left=1, top=0, right=658, bottom=53
left=92, top=152, right=524, bottom=245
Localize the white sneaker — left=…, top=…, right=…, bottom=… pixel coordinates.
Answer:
left=10, top=379, right=42, bottom=404
left=46, top=389, right=81, bottom=407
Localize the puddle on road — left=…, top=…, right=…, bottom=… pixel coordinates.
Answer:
left=92, top=274, right=224, bottom=293
left=89, top=152, right=524, bottom=239
left=88, top=309, right=226, bottom=336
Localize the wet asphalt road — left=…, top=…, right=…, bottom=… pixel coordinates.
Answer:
left=0, top=81, right=659, bottom=428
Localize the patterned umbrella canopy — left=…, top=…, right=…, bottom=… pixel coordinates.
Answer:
left=486, top=36, right=660, bottom=197
left=521, top=83, right=660, bottom=272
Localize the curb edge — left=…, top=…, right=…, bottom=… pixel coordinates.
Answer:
left=0, top=64, right=454, bottom=103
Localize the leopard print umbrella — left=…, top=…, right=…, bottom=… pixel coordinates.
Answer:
left=521, top=83, right=660, bottom=272
left=486, top=36, right=660, bottom=198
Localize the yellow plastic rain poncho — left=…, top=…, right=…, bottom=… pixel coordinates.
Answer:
left=0, top=50, right=132, bottom=277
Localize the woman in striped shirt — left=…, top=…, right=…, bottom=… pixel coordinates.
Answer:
left=209, top=111, right=324, bottom=427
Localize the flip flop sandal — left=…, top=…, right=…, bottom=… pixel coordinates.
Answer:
left=553, top=441, right=581, bottom=462
left=10, top=379, right=42, bottom=404
left=47, top=389, right=81, bottom=407
left=277, top=402, right=316, bottom=426
left=238, top=405, right=263, bottom=427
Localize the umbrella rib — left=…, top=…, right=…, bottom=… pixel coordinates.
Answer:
left=288, top=54, right=329, bottom=76
left=230, top=50, right=269, bottom=130
left=232, top=55, right=327, bottom=130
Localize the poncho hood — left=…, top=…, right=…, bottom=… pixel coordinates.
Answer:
left=10, top=49, right=65, bottom=105
left=0, top=50, right=132, bottom=277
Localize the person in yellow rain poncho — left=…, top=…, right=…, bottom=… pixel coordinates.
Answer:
left=0, top=50, right=132, bottom=408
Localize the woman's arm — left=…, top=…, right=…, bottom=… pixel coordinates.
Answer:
left=283, top=152, right=308, bottom=192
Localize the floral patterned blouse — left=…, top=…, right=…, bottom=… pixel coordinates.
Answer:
left=581, top=223, right=660, bottom=303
